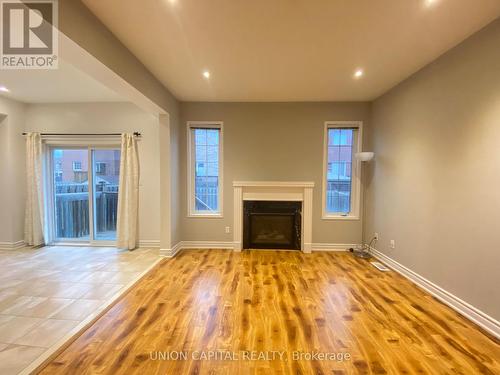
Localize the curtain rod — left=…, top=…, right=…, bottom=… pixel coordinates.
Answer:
left=21, top=132, right=141, bottom=137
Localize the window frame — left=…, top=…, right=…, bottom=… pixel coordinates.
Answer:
left=187, top=121, right=224, bottom=218
left=322, top=121, right=362, bottom=220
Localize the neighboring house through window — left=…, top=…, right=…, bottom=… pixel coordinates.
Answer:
left=54, top=171, right=63, bottom=183
left=323, top=121, right=362, bottom=219
left=187, top=122, right=223, bottom=217
left=95, top=162, right=106, bottom=175
left=72, top=161, right=82, bottom=171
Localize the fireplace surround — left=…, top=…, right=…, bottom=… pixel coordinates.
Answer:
left=233, top=181, right=314, bottom=252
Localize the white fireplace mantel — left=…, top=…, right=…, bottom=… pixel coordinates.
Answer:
left=232, top=181, right=315, bottom=253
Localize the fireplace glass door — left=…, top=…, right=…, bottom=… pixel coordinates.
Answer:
left=243, top=201, right=301, bottom=250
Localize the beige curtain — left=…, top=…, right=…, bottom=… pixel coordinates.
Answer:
left=24, top=132, right=45, bottom=246
left=116, top=133, right=140, bottom=250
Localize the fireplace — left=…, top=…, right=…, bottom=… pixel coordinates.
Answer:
left=243, top=201, right=301, bottom=250
left=233, top=181, right=314, bottom=252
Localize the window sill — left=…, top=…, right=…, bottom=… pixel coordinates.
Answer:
left=322, top=214, right=360, bottom=221
left=188, top=213, right=223, bottom=219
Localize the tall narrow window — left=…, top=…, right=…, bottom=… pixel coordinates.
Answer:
left=323, top=122, right=361, bottom=219
left=188, top=122, right=223, bottom=216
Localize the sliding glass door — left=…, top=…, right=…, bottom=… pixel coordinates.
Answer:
left=92, top=150, right=120, bottom=241
left=52, top=149, right=91, bottom=241
left=50, top=147, right=120, bottom=244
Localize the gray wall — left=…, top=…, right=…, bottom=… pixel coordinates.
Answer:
left=0, top=99, right=173, bottom=247
left=364, top=18, right=500, bottom=320
left=60, top=0, right=182, bottom=248
left=0, top=97, right=26, bottom=244
left=179, top=102, right=371, bottom=244
left=25, top=102, right=161, bottom=244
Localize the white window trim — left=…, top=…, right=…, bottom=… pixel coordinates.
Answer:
left=322, top=121, right=362, bottom=220
left=187, top=121, right=224, bottom=218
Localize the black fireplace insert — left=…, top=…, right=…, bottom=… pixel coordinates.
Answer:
left=243, top=201, right=301, bottom=250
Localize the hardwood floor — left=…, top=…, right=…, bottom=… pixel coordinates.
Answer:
left=40, top=250, right=500, bottom=375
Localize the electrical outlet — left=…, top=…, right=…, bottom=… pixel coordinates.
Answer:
left=390, top=240, right=395, bottom=249
left=225, top=226, right=231, bottom=234
left=374, top=232, right=379, bottom=241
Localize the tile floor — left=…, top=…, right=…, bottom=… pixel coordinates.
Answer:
left=0, top=246, right=161, bottom=374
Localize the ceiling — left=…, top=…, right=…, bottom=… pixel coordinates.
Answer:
left=0, top=59, right=124, bottom=103
left=83, top=0, right=500, bottom=102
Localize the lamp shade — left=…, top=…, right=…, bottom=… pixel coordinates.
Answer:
left=355, top=152, right=375, bottom=162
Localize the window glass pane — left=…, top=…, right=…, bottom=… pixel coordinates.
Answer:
left=195, top=145, right=207, bottom=162
left=193, top=128, right=220, bottom=212
left=329, top=129, right=341, bottom=145
left=53, top=149, right=90, bottom=240
left=93, top=149, right=120, bottom=240
left=206, top=129, right=219, bottom=145
left=196, top=162, right=206, bottom=177
left=326, top=128, right=354, bottom=214
left=206, top=162, right=218, bottom=176
left=194, top=129, right=207, bottom=145
left=340, top=130, right=351, bottom=145
left=206, top=145, right=218, bottom=163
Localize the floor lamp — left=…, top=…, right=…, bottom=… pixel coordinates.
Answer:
left=352, top=151, right=375, bottom=259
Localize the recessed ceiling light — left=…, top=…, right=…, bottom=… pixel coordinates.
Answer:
left=203, top=71, right=210, bottom=79
left=354, top=69, right=364, bottom=79
left=425, top=0, right=437, bottom=6
left=0, top=86, right=9, bottom=92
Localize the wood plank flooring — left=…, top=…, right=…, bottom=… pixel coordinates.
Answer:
left=40, top=250, right=500, bottom=374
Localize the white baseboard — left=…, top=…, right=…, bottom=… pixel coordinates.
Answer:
left=159, top=247, right=172, bottom=257
left=160, top=241, right=234, bottom=257
left=311, top=243, right=358, bottom=251
left=51, top=242, right=117, bottom=248
left=0, top=240, right=25, bottom=250
left=49, top=240, right=160, bottom=249
left=159, top=242, right=182, bottom=258
left=170, top=242, right=182, bottom=257
left=233, top=241, right=242, bottom=252
left=180, top=241, right=235, bottom=250
left=138, top=240, right=160, bottom=248
left=369, top=246, right=500, bottom=339
left=303, top=242, right=312, bottom=253
left=161, top=242, right=358, bottom=256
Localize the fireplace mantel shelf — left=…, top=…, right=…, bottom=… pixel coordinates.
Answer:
left=233, top=181, right=315, bottom=188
